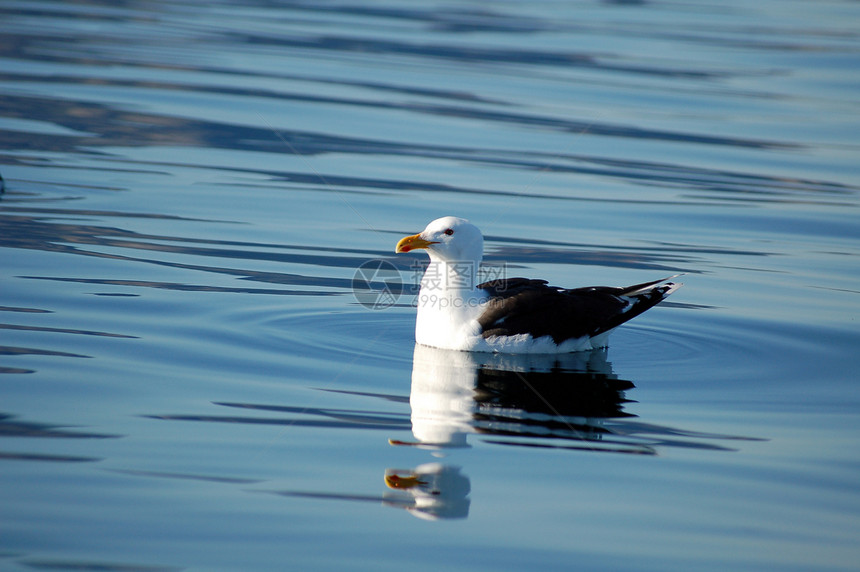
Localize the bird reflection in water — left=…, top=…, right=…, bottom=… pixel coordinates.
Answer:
left=382, top=344, right=641, bottom=520
left=146, top=344, right=754, bottom=521
left=393, top=344, right=642, bottom=454
left=382, top=464, right=471, bottom=520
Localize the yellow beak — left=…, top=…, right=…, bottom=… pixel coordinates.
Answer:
left=384, top=472, right=428, bottom=490
left=395, top=233, right=437, bottom=253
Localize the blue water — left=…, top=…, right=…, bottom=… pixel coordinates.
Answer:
left=2, top=1, right=859, bottom=571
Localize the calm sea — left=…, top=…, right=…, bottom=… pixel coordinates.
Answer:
left=1, top=1, right=859, bottom=571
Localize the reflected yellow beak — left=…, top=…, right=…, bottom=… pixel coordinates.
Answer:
left=385, top=473, right=428, bottom=490
left=395, top=233, right=437, bottom=253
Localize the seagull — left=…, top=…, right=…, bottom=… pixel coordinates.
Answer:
left=395, top=216, right=682, bottom=353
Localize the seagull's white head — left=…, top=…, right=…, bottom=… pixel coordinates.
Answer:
left=395, top=216, right=484, bottom=264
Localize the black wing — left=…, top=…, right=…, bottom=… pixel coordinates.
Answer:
left=476, top=276, right=679, bottom=344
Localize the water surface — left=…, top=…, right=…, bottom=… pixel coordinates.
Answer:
left=1, top=1, right=859, bottom=571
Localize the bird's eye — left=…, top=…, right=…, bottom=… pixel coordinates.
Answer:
left=444, top=228, right=454, bottom=236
